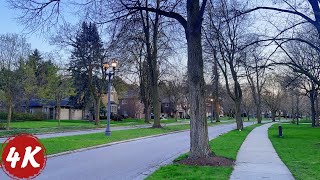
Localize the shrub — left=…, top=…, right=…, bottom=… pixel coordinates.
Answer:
left=0, top=112, right=45, bottom=121
left=0, top=112, right=7, bottom=120
left=0, top=122, right=6, bottom=130
left=100, top=114, right=123, bottom=121
left=111, top=114, right=123, bottom=121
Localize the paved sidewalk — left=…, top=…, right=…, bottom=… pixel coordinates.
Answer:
left=230, top=123, right=294, bottom=180
left=0, top=122, right=189, bottom=143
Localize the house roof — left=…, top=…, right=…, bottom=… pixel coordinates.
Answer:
left=119, top=89, right=140, bottom=99
left=29, top=98, right=73, bottom=108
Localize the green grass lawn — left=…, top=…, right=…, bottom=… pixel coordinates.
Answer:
left=42, top=124, right=191, bottom=155
left=0, top=124, right=190, bottom=156
left=1, top=121, right=226, bottom=157
left=269, top=124, right=320, bottom=180
left=147, top=124, right=260, bottom=180
left=0, top=118, right=190, bottom=137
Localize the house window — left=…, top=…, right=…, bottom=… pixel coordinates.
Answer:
left=111, top=105, right=118, bottom=113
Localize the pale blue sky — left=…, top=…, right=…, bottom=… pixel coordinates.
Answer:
left=0, top=1, right=55, bottom=53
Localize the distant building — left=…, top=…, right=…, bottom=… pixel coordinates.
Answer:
left=29, top=98, right=83, bottom=120
left=28, top=86, right=119, bottom=120
left=118, top=89, right=144, bottom=119
left=161, top=97, right=188, bottom=119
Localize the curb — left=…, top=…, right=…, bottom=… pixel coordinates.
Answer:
left=48, top=129, right=190, bottom=158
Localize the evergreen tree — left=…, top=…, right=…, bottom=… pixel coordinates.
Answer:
left=24, top=49, right=59, bottom=100
left=70, top=22, right=105, bottom=125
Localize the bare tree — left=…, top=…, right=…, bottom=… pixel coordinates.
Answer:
left=204, top=0, right=250, bottom=129
left=292, top=75, right=319, bottom=127
left=120, top=0, right=212, bottom=159
left=279, top=30, right=320, bottom=126
left=242, top=85, right=254, bottom=121
left=0, top=34, right=31, bottom=130
left=239, top=1, right=320, bottom=89
left=111, top=4, right=175, bottom=125
left=262, top=74, right=285, bottom=122
left=6, top=0, right=224, bottom=160
left=161, top=78, right=184, bottom=121
left=243, top=47, right=267, bottom=124
left=212, top=50, right=220, bottom=122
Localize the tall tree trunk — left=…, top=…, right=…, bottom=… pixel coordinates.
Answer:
left=316, top=93, right=319, bottom=126
left=296, top=94, right=299, bottom=125
left=310, top=85, right=317, bottom=127
left=235, top=99, right=243, bottom=130
left=151, top=0, right=161, bottom=128
left=256, top=87, right=262, bottom=124
left=315, top=98, right=320, bottom=126
left=256, top=65, right=263, bottom=124
left=174, top=110, right=178, bottom=122
left=6, top=98, right=12, bottom=130
left=144, top=104, right=151, bottom=123
left=152, top=89, right=161, bottom=128
left=56, top=105, right=61, bottom=127
left=271, top=110, right=276, bottom=122
left=140, top=0, right=161, bottom=128
left=233, top=73, right=243, bottom=130
left=94, top=97, right=101, bottom=126
left=256, top=104, right=262, bottom=124
left=187, top=0, right=211, bottom=159
left=56, top=97, right=61, bottom=127
left=213, top=50, right=220, bottom=122
left=291, top=95, right=295, bottom=121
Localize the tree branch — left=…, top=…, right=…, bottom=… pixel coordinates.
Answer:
left=120, top=1, right=187, bottom=31
left=241, top=6, right=317, bottom=29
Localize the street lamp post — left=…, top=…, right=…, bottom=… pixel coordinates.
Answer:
left=104, top=60, right=117, bottom=136
left=210, top=98, right=214, bottom=123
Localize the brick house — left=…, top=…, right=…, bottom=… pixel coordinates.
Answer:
left=118, top=89, right=144, bottom=119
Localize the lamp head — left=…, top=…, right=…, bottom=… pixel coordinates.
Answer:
left=103, top=63, right=109, bottom=69
left=111, top=59, right=117, bottom=70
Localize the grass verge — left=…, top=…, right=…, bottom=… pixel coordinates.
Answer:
left=269, top=124, right=320, bottom=180
left=0, top=118, right=190, bottom=137
left=0, top=124, right=191, bottom=156
left=147, top=124, right=260, bottom=180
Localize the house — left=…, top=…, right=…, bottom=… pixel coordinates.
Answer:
left=118, top=89, right=144, bottom=119
left=29, top=86, right=119, bottom=120
left=118, top=88, right=191, bottom=119
left=29, top=98, right=83, bottom=120
left=160, top=96, right=189, bottom=119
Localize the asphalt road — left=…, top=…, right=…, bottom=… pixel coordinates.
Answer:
left=0, top=122, right=189, bottom=143
left=0, top=120, right=236, bottom=143
left=0, top=122, right=253, bottom=180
